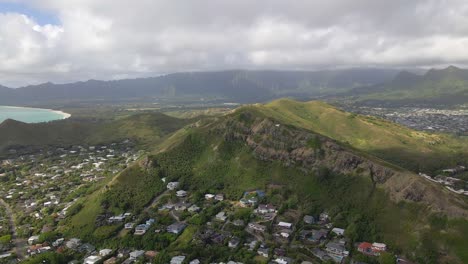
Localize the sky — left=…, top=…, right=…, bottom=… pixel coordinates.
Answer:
left=1, top=0, right=468, bottom=87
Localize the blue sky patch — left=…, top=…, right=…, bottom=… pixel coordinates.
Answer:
left=0, top=1, right=60, bottom=25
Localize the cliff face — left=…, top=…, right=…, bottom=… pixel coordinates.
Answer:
left=213, top=112, right=468, bottom=218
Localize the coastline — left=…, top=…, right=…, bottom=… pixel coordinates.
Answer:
left=0, top=105, right=71, bottom=121
left=51, top=110, right=72, bottom=120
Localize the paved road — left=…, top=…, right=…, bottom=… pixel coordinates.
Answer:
left=0, top=199, right=25, bottom=259
left=144, top=189, right=170, bottom=213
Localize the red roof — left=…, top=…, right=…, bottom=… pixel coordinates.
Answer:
left=358, top=242, right=372, bottom=250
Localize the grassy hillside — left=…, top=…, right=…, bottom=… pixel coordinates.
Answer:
left=0, top=112, right=192, bottom=154
left=67, top=100, right=468, bottom=263
left=255, top=99, right=468, bottom=173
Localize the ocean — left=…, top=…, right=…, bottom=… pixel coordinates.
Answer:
left=0, top=106, right=70, bottom=124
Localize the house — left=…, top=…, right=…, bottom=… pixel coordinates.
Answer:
left=190, top=260, right=201, bottom=264
left=167, top=222, right=187, bottom=235
left=205, top=194, right=215, bottom=200
left=372, top=242, right=387, bottom=252
left=256, top=204, right=277, bottom=214
left=129, top=250, right=145, bottom=260
left=176, top=190, right=187, bottom=197
left=309, top=229, right=328, bottom=243
left=124, top=223, right=135, bottom=229
left=134, top=224, right=149, bottom=235
left=79, top=243, right=95, bottom=253
left=228, top=237, right=240, bottom=248
left=358, top=242, right=373, bottom=255
left=215, top=194, right=224, bottom=201
left=99, top=249, right=113, bottom=256
left=311, top=248, right=332, bottom=262
left=240, top=191, right=259, bottom=207
left=175, top=202, right=189, bottom=211
left=257, top=247, right=269, bottom=258
left=171, top=256, right=186, bottom=264
left=248, top=222, right=266, bottom=232
left=278, top=221, right=293, bottom=229
left=188, top=204, right=201, bottom=212
left=303, top=215, right=315, bottom=224
left=278, top=229, right=292, bottom=239
left=215, top=211, right=228, bottom=222
left=52, top=238, right=64, bottom=247
left=28, top=235, right=40, bottom=245
left=358, top=242, right=387, bottom=256
left=167, top=182, right=179, bottom=190
left=319, top=212, right=330, bottom=222
left=331, top=227, right=345, bottom=236
left=274, top=257, right=294, bottom=264
left=66, top=238, right=81, bottom=249
left=84, top=255, right=101, bottom=264
left=325, top=241, right=349, bottom=257
left=245, top=240, right=258, bottom=251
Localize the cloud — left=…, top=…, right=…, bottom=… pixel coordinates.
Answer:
left=1, top=0, right=468, bottom=86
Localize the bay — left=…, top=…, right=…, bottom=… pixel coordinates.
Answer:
left=0, top=106, right=70, bottom=124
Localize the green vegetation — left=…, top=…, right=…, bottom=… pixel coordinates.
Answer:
left=56, top=98, right=468, bottom=262
left=354, top=66, right=468, bottom=106
left=0, top=112, right=191, bottom=154
left=254, top=99, right=468, bottom=172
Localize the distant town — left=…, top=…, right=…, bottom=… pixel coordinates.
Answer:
left=341, top=105, right=468, bottom=135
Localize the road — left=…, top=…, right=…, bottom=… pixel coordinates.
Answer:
left=0, top=199, right=25, bottom=259
left=143, top=189, right=170, bottom=213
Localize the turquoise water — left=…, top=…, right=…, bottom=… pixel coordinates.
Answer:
left=0, top=106, right=69, bottom=124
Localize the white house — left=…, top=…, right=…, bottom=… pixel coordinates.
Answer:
left=171, top=256, right=186, bottom=264
left=84, top=255, right=101, bottom=264
left=332, top=228, right=345, bottom=236
left=176, top=190, right=187, bottom=197
left=167, top=182, right=180, bottom=190
left=215, top=211, right=228, bottom=222
left=28, top=235, right=40, bottom=245
left=205, top=194, right=215, bottom=200
left=278, top=222, right=293, bottom=229
left=372, top=242, right=387, bottom=252
left=99, top=249, right=112, bottom=256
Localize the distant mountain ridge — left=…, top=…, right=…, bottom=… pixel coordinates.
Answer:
left=348, top=66, right=468, bottom=106
left=0, top=68, right=399, bottom=105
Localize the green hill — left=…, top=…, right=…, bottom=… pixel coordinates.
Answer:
left=66, top=99, right=468, bottom=263
left=255, top=99, right=468, bottom=173
left=349, top=66, right=468, bottom=106
left=0, top=112, right=191, bottom=154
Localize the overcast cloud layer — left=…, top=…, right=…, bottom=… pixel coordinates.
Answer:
left=1, top=0, right=468, bottom=87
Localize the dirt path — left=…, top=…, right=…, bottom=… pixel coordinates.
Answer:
left=0, top=199, right=25, bottom=259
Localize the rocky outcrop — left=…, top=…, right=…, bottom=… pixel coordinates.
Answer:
left=213, top=114, right=468, bottom=218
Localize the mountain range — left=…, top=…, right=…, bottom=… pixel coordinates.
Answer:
left=348, top=66, right=468, bottom=106
left=2, top=66, right=468, bottom=107
left=0, top=69, right=399, bottom=105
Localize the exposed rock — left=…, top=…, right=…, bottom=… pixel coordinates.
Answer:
left=212, top=115, right=468, bottom=218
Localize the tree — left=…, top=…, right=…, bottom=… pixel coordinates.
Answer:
left=0, top=235, right=11, bottom=245
left=379, top=252, right=396, bottom=264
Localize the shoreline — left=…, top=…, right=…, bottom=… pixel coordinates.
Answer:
left=0, top=105, right=71, bottom=121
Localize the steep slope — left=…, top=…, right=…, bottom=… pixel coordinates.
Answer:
left=0, top=68, right=398, bottom=105
left=348, top=66, right=468, bottom=106
left=68, top=100, right=468, bottom=263
left=256, top=99, right=468, bottom=173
